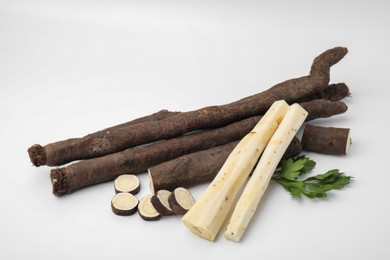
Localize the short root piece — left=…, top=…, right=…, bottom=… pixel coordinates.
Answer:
left=301, top=124, right=351, bottom=155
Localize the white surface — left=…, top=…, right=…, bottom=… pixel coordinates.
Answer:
left=0, top=0, right=389, bottom=259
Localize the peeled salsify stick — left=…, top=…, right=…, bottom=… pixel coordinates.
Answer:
left=224, top=103, right=308, bottom=242
left=181, top=100, right=289, bottom=242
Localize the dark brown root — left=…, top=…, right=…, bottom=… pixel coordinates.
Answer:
left=27, top=144, right=46, bottom=166
left=50, top=98, right=347, bottom=196
left=50, top=168, right=71, bottom=196
left=28, top=109, right=179, bottom=166
left=49, top=116, right=260, bottom=196
left=148, top=137, right=302, bottom=193
left=28, top=47, right=348, bottom=167
left=300, top=99, right=348, bottom=121
left=309, top=47, right=348, bottom=82
left=296, top=83, right=351, bottom=103
left=302, top=124, right=351, bottom=155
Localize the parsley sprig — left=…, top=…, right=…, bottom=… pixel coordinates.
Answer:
left=272, top=156, right=351, bottom=199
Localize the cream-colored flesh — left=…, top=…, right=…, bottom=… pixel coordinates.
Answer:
left=174, top=187, right=195, bottom=210
left=138, top=195, right=161, bottom=220
left=181, top=100, right=289, bottom=241
left=114, top=174, right=140, bottom=194
left=111, top=193, right=139, bottom=215
left=225, top=103, right=307, bottom=242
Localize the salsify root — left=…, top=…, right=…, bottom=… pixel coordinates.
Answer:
left=301, top=124, right=351, bottom=154
left=28, top=109, right=179, bottom=166
left=50, top=116, right=260, bottom=196
left=148, top=137, right=302, bottom=193
left=225, top=103, right=308, bottom=242
left=296, top=83, right=351, bottom=103
left=50, top=99, right=347, bottom=196
left=148, top=101, right=349, bottom=192
left=181, top=100, right=291, bottom=241
left=300, top=99, right=347, bottom=121
left=29, top=47, right=348, bottom=167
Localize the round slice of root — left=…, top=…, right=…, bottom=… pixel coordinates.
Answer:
left=114, top=174, right=140, bottom=194
left=151, top=190, right=174, bottom=216
left=111, top=193, right=139, bottom=216
left=168, top=187, right=195, bottom=215
left=138, top=195, right=161, bottom=221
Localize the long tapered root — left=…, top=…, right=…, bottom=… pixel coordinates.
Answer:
left=28, top=47, right=348, bottom=167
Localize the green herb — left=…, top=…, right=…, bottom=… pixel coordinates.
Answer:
left=273, top=156, right=351, bottom=199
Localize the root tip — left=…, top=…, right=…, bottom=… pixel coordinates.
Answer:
left=28, top=144, right=47, bottom=167
left=50, top=168, right=71, bottom=196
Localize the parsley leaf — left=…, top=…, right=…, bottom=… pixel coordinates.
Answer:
left=273, top=156, right=351, bottom=199
left=278, top=156, right=316, bottom=181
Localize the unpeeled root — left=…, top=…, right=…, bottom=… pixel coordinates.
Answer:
left=111, top=193, right=139, bottom=216
left=50, top=99, right=347, bottom=197
left=29, top=47, right=348, bottom=167
left=301, top=124, right=351, bottom=155
left=28, top=109, right=179, bottom=166
left=148, top=137, right=302, bottom=193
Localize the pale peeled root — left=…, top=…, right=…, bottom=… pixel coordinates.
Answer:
left=151, top=190, right=174, bottom=216
left=111, top=193, right=139, bottom=216
left=181, top=100, right=289, bottom=241
left=168, top=187, right=195, bottom=215
left=138, top=195, right=161, bottom=221
left=114, top=174, right=140, bottom=194
left=225, top=103, right=308, bottom=242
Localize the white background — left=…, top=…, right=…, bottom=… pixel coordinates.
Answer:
left=1, top=0, right=389, bottom=259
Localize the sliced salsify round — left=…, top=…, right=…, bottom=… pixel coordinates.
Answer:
left=111, top=193, right=139, bottom=216
left=151, top=190, right=174, bottom=216
left=138, top=195, right=161, bottom=221
left=114, top=174, right=140, bottom=194
left=168, top=187, right=195, bottom=215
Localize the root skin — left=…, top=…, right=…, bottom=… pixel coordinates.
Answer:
left=28, top=109, right=179, bottom=166
left=29, top=47, right=348, bottom=167
left=302, top=124, right=351, bottom=154
left=50, top=98, right=347, bottom=196
left=149, top=137, right=302, bottom=192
